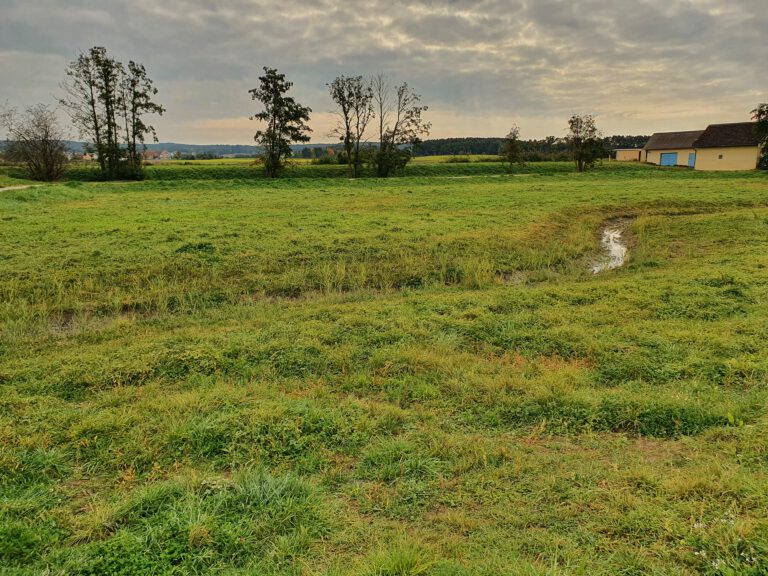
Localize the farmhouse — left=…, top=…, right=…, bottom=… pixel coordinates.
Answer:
left=614, top=148, right=643, bottom=161
left=644, top=122, right=761, bottom=170
left=692, top=122, right=761, bottom=171
left=643, top=130, right=703, bottom=167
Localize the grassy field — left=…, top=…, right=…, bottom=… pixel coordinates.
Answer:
left=1, top=160, right=767, bottom=575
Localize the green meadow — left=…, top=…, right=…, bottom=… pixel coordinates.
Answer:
left=1, top=159, right=767, bottom=575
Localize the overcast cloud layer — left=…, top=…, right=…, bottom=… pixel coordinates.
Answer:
left=1, top=0, right=766, bottom=143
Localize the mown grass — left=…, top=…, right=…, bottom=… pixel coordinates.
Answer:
left=1, top=161, right=767, bottom=574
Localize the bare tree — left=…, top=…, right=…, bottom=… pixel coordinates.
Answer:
left=328, top=75, right=373, bottom=178
left=500, top=124, right=525, bottom=174
left=1, top=104, right=69, bottom=181
left=566, top=114, right=604, bottom=172
left=372, top=74, right=431, bottom=177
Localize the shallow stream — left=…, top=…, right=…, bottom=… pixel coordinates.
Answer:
left=591, top=220, right=631, bottom=273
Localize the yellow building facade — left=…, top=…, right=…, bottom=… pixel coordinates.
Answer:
left=645, top=148, right=696, bottom=166
left=692, top=123, right=761, bottom=171
left=694, top=147, right=760, bottom=171
left=615, top=149, right=643, bottom=161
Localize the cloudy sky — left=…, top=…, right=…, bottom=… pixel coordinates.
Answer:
left=1, top=0, right=765, bottom=144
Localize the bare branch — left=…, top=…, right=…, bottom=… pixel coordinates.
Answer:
left=1, top=104, right=69, bottom=181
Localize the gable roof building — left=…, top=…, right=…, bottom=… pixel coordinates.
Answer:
left=643, top=130, right=704, bottom=152
left=643, top=130, right=703, bottom=167
left=644, top=122, right=761, bottom=171
left=694, top=122, right=759, bottom=148
left=693, top=122, right=760, bottom=171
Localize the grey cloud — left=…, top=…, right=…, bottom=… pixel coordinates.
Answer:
left=1, top=0, right=765, bottom=143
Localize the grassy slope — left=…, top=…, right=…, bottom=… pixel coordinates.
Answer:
left=1, top=162, right=767, bottom=575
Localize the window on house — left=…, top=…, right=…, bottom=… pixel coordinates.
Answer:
left=718, top=154, right=723, bottom=159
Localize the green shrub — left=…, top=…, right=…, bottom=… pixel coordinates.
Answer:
left=482, top=395, right=729, bottom=437
left=79, top=532, right=155, bottom=576
left=76, top=469, right=332, bottom=574
left=358, top=438, right=444, bottom=482
left=445, top=155, right=471, bottom=163
left=0, top=521, right=51, bottom=566
left=362, top=543, right=435, bottom=576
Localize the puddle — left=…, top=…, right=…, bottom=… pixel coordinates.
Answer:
left=0, top=185, right=41, bottom=191
left=591, top=219, right=632, bottom=274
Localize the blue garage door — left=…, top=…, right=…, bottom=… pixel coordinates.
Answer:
left=688, top=153, right=695, bottom=168
left=660, top=152, right=678, bottom=166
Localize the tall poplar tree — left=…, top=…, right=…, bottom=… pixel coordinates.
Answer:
left=120, top=61, right=165, bottom=177
left=60, top=46, right=164, bottom=180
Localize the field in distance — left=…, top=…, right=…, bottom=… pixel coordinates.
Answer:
left=1, top=161, right=767, bottom=575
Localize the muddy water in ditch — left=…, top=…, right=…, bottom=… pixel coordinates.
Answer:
left=0, top=185, right=41, bottom=191
left=591, top=219, right=632, bottom=274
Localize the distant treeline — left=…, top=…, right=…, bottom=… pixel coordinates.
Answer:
left=19, top=136, right=650, bottom=162
left=413, top=135, right=649, bottom=159
left=145, top=143, right=260, bottom=156
left=8, top=141, right=329, bottom=158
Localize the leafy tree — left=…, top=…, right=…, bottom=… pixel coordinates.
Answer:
left=500, top=125, right=525, bottom=173
left=119, top=61, right=165, bottom=177
left=249, top=67, right=311, bottom=178
left=60, top=46, right=163, bottom=180
left=372, top=74, right=431, bottom=177
left=566, top=114, right=604, bottom=172
left=0, top=104, right=69, bottom=181
left=752, top=103, right=768, bottom=169
left=60, top=47, right=108, bottom=176
left=328, top=75, right=373, bottom=178
left=603, top=134, right=650, bottom=150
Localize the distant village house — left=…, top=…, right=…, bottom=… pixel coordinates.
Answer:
left=142, top=150, right=172, bottom=161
